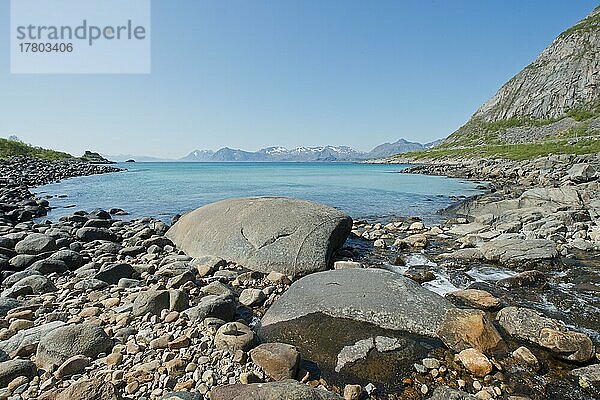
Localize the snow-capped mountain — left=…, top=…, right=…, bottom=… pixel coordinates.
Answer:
left=181, top=140, right=441, bottom=162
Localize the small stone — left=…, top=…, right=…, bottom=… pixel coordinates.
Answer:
left=457, top=348, right=493, bottom=377
left=250, top=343, right=300, bottom=381
left=54, top=355, right=90, bottom=380
left=344, top=384, right=362, bottom=400
left=512, top=346, right=539, bottom=369
left=150, top=335, right=170, bottom=349
left=239, top=372, right=262, bottom=384
left=106, top=352, right=123, bottom=367
left=168, top=336, right=190, bottom=350
left=164, top=311, right=179, bottom=323
left=8, top=319, right=34, bottom=332
left=266, top=271, right=291, bottom=285
left=421, top=358, right=440, bottom=369
left=125, top=380, right=139, bottom=394
left=214, top=322, right=256, bottom=353
left=239, top=289, right=266, bottom=307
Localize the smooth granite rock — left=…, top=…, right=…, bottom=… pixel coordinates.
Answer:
left=497, top=307, right=594, bottom=362
left=166, top=197, right=352, bottom=277
left=36, top=323, right=113, bottom=370
left=0, top=321, right=66, bottom=361
left=258, top=268, right=459, bottom=389
left=480, top=237, right=557, bottom=263
left=14, top=233, right=57, bottom=255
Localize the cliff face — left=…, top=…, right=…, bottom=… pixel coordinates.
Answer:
left=476, top=7, right=600, bottom=122
left=445, top=7, right=600, bottom=146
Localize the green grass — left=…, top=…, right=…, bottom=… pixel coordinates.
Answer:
left=399, top=138, right=600, bottom=161
left=566, top=108, right=598, bottom=122
left=559, top=7, right=600, bottom=38
left=0, top=138, right=73, bottom=160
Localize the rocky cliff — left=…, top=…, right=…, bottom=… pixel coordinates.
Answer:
left=445, top=6, right=600, bottom=146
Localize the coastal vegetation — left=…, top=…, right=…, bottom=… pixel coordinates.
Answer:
left=0, top=137, right=72, bottom=161
left=399, top=137, right=600, bottom=161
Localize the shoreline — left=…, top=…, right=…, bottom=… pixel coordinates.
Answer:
left=0, top=155, right=598, bottom=399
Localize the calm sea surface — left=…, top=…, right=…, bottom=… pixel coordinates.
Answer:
left=35, top=162, right=484, bottom=223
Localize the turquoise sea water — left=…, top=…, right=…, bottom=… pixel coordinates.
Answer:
left=35, top=162, right=484, bottom=223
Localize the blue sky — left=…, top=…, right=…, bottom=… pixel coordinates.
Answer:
left=0, top=0, right=597, bottom=158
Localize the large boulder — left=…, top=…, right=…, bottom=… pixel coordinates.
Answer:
left=35, top=323, right=113, bottom=370
left=14, top=233, right=57, bottom=255
left=166, top=197, right=352, bottom=277
left=210, top=380, right=343, bottom=400
left=0, top=359, right=36, bottom=387
left=258, top=268, right=501, bottom=390
left=0, top=321, right=66, bottom=361
left=480, top=237, right=557, bottom=263
left=54, top=378, right=122, bottom=400
left=497, top=307, right=594, bottom=362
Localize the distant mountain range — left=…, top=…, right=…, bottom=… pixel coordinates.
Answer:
left=181, top=138, right=441, bottom=162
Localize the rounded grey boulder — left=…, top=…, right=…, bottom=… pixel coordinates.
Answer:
left=35, top=323, right=113, bottom=370
left=258, top=268, right=454, bottom=390
left=14, top=233, right=57, bottom=255
left=166, top=197, right=352, bottom=277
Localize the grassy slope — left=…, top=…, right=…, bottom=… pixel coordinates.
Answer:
left=400, top=138, right=600, bottom=161
left=401, top=107, right=600, bottom=161
left=0, top=138, right=73, bottom=160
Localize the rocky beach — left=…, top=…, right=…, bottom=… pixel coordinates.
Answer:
left=0, top=152, right=597, bottom=400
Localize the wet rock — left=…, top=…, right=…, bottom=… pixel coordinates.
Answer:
left=511, top=346, right=539, bottom=370
left=210, top=379, right=343, bottom=400
left=457, top=348, right=493, bottom=377
left=497, top=307, right=594, bottom=362
left=428, top=386, right=477, bottom=399
left=446, top=289, right=501, bottom=311
left=14, top=233, right=57, bottom=255
left=480, top=238, right=557, bottom=263
left=250, top=343, right=300, bottom=381
left=570, top=364, right=600, bottom=388
left=76, top=227, right=117, bottom=242
left=437, top=308, right=505, bottom=354
left=496, top=270, right=547, bottom=289
left=333, top=261, right=363, bottom=269
left=259, top=269, right=457, bottom=389
left=403, top=267, right=435, bottom=284
left=396, top=233, right=428, bottom=248
left=35, top=323, right=113, bottom=370
left=166, top=197, right=352, bottom=277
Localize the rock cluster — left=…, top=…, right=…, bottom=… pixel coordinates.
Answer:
left=0, top=154, right=598, bottom=400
